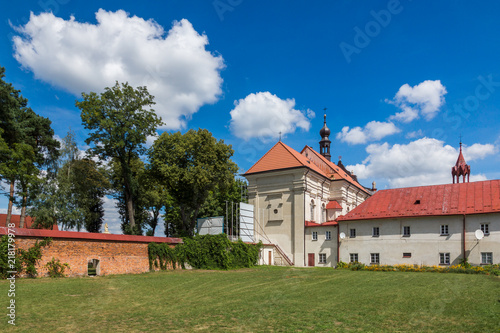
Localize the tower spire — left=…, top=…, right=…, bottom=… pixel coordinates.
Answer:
left=319, top=110, right=331, bottom=161
left=451, top=139, right=470, bottom=183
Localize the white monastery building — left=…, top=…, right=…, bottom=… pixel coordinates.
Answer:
left=244, top=115, right=499, bottom=267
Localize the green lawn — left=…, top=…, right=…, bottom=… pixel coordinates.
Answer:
left=1, top=266, right=499, bottom=332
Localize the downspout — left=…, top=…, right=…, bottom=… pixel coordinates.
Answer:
left=462, top=214, right=466, bottom=262
left=337, top=222, right=340, bottom=265
left=321, top=178, right=328, bottom=222
left=304, top=169, right=310, bottom=267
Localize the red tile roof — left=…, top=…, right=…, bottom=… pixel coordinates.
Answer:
left=0, top=214, right=59, bottom=230
left=305, top=220, right=338, bottom=227
left=244, top=142, right=370, bottom=194
left=245, top=141, right=327, bottom=176
left=0, top=227, right=183, bottom=244
left=300, top=146, right=369, bottom=194
left=326, top=200, right=342, bottom=210
left=337, top=180, right=500, bottom=221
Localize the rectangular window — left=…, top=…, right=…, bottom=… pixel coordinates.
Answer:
left=350, top=228, right=356, bottom=238
left=480, top=224, right=490, bottom=235
left=370, top=253, right=380, bottom=264
left=372, top=227, right=380, bottom=237
left=403, top=253, right=411, bottom=258
left=440, top=225, right=449, bottom=236
left=318, top=253, right=326, bottom=264
left=312, top=231, right=318, bottom=241
left=481, top=252, right=493, bottom=265
left=350, top=253, right=358, bottom=263
left=325, top=231, right=331, bottom=240
left=403, top=226, right=411, bottom=237
left=439, top=253, right=450, bottom=265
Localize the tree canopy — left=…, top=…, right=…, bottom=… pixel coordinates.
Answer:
left=149, top=128, right=238, bottom=236
left=76, top=82, right=162, bottom=234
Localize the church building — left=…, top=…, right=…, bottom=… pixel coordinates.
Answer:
left=244, top=117, right=499, bottom=267
left=244, top=115, right=375, bottom=267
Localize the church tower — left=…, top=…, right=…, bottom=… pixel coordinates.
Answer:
left=319, top=114, right=331, bottom=161
left=451, top=141, right=471, bottom=183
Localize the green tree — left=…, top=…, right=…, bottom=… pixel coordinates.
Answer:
left=149, top=129, right=238, bottom=237
left=76, top=82, right=162, bottom=233
left=29, top=131, right=108, bottom=231
left=0, top=67, right=59, bottom=227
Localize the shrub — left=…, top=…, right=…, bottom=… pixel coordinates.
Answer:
left=45, top=258, right=70, bottom=278
left=0, top=236, right=52, bottom=278
left=149, top=234, right=262, bottom=270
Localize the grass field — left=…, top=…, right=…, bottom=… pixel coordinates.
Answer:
left=1, top=266, right=499, bottom=332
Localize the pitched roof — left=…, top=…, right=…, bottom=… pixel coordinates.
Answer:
left=0, top=214, right=59, bottom=230
left=337, top=179, right=500, bottom=221
left=326, top=200, right=342, bottom=210
left=244, top=141, right=326, bottom=177
left=244, top=142, right=371, bottom=194
left=300, top=146, right=370, bottom=194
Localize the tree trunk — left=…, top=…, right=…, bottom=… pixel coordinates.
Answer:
left=20, top=195, right=27, bottom=228
left=6, top=181, right=14, bottom=227
left=125, top=188, right=135, bottom=231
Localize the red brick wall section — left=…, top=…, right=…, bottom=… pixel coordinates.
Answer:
left=16, top=238, right=156, bottom=277
left=15, top=238, right=180, bottom=277
left=0, top=227, right=182, bottom=277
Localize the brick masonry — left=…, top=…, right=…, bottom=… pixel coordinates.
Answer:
left=0, top=227, right=182, bottom=277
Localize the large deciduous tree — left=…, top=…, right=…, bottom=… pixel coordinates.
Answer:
left=0, top=67, right=60, bottom=227
left=149, top=129, right=238, bottom=237
left=76, top=82, right=162, bottom=234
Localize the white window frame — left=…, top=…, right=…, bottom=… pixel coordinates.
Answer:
left=350, top=228, right=356, bottom=238
left=370, top=253, right=380, bottom=264
left=403, top=226, right=411, bottom=237
left=321, top=204, right=326, bottom=223
left=372, top=227, right=380, bottom=237
left=350, top=253, right=358, bottom=263
left=310, top=200, right=315, bottom=222
left=312, top=231, right=318, bottom=241
left=480, top=223, right=490, bottom=235
left=325, top=231, right=331, bottom=240
left=440, top=224, right=449, bottom=236
left=318, top=253, right=326, bottom=264
left=439, top=252, right=450, bottom=265
left=481, top=252, right=493, bottom=265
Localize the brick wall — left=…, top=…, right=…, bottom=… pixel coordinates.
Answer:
left=1, top=227, right=182, bottom=277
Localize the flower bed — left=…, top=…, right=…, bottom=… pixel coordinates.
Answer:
left=337, top=261, right=500, bottom=276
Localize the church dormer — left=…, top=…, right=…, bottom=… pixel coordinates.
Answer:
left=319, top=114, right=331, bottom=161
left=451, top=141, right=470, bottom=183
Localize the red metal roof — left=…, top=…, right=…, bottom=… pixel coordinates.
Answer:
left=326, top=200, right=342, bottom=210
left=337, top=180, right=500, bottom=221
left=305, top=220, right=338, bottom=227
left=0, top=227, right=182, bottom=244
left=0, top=214, right=59, bottom=230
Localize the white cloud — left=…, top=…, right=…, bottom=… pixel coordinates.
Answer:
left=405, top=129, right=424, bottom=139
left=337, top=121, right=400, bottom=145
left=463, top=143, right=497, bottom=160
left=12, top=9, right=224, bottom=130
left=348, top=138, right=496, bottom=188
left=229, top=92, right=314, bottom=141
left=387, top=80, right=447, bottom=123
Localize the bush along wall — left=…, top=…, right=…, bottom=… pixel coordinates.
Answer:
left=148, top=234, right=262, bottom=270
left=0, top=236, right=53, bottom=278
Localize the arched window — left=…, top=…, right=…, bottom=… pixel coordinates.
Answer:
left=321, top=203, right=326, bottom=223
left=310, top=200, right=315, bottom=221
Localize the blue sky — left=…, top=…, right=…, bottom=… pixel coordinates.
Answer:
left=1, top=1, right=499, bottom=234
